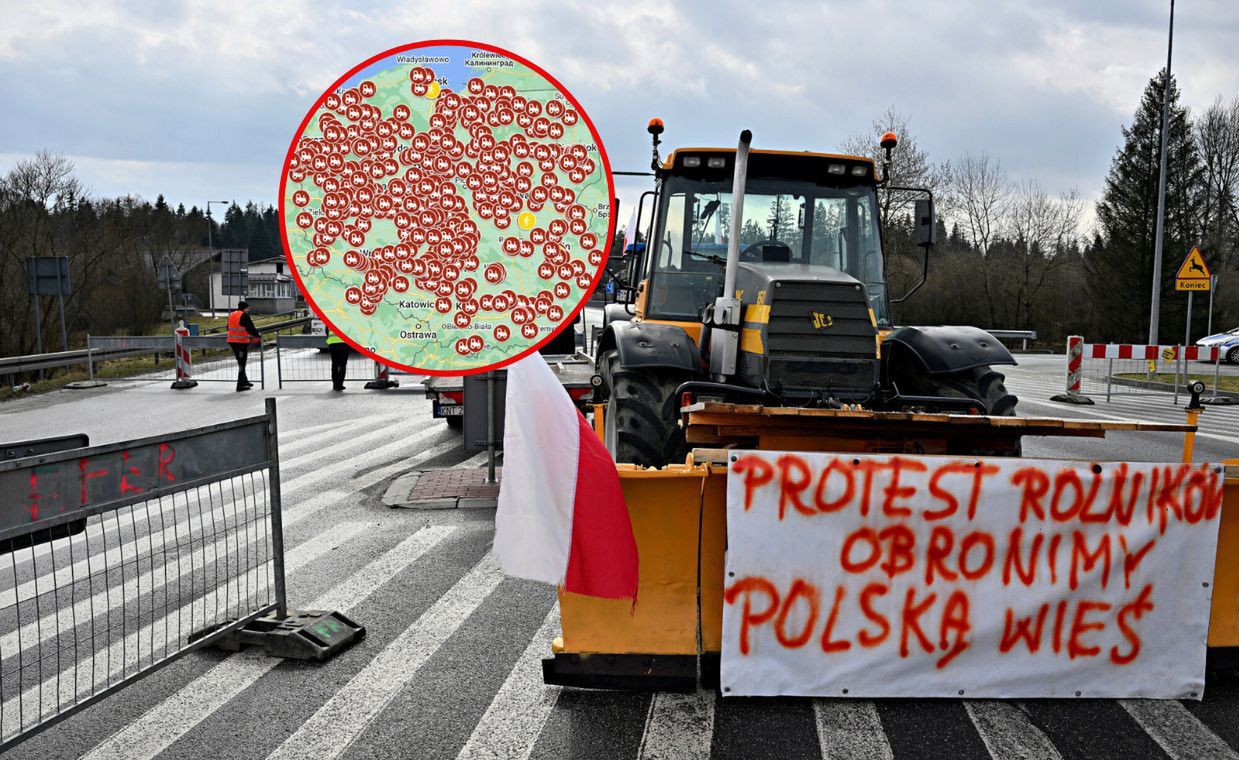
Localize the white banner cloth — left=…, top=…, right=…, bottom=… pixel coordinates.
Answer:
left=721, top=452, right=1224, bottom=698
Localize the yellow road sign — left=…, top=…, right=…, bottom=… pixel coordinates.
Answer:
left=1175, top=246, right=1211, bottom=291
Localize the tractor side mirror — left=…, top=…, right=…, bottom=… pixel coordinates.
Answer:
left=915, top=198, right=936, bottom=248
left=891, top=193, right=936, bottom=305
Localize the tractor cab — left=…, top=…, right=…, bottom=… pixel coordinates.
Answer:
left=596, top=122, right=1019, bottom=468
left=641, top=147, right=892, bottom=330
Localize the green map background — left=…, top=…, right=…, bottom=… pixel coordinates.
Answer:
left=283, top=45, right=611, bottom=372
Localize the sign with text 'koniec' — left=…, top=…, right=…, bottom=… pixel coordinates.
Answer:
left=723, top=452, right=1224, bottom=698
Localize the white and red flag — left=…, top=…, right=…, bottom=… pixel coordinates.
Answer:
left=494, top=353, right=638, bottom=600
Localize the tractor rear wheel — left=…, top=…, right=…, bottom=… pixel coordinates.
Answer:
left=893, top=359, right=1019, bottom=416
left=599, top=350, right=689, bottom=468
left=930, top=366, right=1019, bottom=416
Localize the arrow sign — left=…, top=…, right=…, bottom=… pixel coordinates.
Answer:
left=1175, top=246, right=1211, bottom=291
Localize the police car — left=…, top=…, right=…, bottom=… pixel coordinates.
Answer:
left=1197, top=326, right=1239, bottom=364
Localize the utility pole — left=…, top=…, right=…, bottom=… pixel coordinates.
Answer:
left=1148, top=0, right=1175, bottom=345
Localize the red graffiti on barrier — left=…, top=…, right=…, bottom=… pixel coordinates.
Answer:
left=23, top=443, right=180, bottom=522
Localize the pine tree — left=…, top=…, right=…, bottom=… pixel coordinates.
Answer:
left=1088, top=68, right=1201, bottom=342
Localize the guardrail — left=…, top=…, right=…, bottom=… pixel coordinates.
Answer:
left=1, top=318, right=309, bottom=387
left=985, top=329, right=1038, bottom=351
left=0, top=398, right=361, bottom=751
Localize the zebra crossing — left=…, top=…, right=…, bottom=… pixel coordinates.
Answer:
left=1002, top=372, right=1239, bottom=446
left=3, top=384, right=1239, bottom=759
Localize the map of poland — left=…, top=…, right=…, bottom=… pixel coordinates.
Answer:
left=280, top=41, right=615, bottom=374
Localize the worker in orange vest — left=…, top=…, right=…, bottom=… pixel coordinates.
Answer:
left=226, top=301, right=262, bottom=391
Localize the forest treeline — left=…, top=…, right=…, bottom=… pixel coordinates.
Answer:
left=868, top=70, right=1237, bottom=347
left=1, top=68, right=1236, bottom=359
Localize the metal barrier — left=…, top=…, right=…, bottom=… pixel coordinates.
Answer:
left=84, top=335, right=266, bottom=388
left=0, top=398, right=360, bottom=750
left=273, top=335, right=372, bottom=388
left=986, top=329, right=1038, bottom=351
left=1072, top=341, right=1223, bottom=403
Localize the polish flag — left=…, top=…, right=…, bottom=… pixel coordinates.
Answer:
left=494, top=353, right=638, bottom=600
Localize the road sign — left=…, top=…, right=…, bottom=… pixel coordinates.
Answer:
left=1175, top=246, right=1211, bottom=291
left=220, top=249, right=249, bottom=296
left=157, top=255, right=182, bottom=290
left=25, top=256, right=70, bottom=296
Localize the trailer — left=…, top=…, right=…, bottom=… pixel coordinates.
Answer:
left=423, top=324, right=596, bottom=438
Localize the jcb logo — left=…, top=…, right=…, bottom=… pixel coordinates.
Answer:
left=811, top=312, right=833, bottom=329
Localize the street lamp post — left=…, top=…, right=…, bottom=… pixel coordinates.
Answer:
left=1148, top=0, right=1175, bottom=345
left=206, top=200, right=229, bottom=316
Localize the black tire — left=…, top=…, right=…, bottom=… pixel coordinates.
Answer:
left=445, top=415, right=463, bottom=430
left=932, top=366, right=1019, bottom=416
left=1229, top=347, right=1239, bottom=365
left=893, top=358, right=1019, bottom=416
left=600, top=350, right=690, bottom=468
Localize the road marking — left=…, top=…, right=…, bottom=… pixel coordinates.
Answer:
left=813, top=700, right=893, bottom=760
left=638, top=691, right=715, bottom=760
left=267, top=553, right=506, bottom=760
left=965, top=701, right=1063, bottom=760
left=1120, top=700, right=1239, bottom=760
left=453, top=451, right=492, bottom=468
left=80, top=524, right=459, bottom=760
left=1013, top=392, right=1239, bottom=445
left=0, top=518, right=365, bottom=740
left=455, top=603, right=561, bottom=760
left=0, top=519, right=374, bottom=662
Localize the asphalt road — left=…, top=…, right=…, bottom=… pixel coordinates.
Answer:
left=1, top=343, right=1238, bottom=759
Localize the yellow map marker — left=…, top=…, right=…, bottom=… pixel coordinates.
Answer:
left=517, top=211, right=536, bottom=230
left=426, top=81, right=441, bottom=99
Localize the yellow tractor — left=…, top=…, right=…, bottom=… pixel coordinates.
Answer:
left=542, top=124, right=1239, bottom=691
left=595, top=123, right=1017, bottom=469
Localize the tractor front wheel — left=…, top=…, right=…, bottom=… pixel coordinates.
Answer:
left=599, top=350, right=690, bottom=468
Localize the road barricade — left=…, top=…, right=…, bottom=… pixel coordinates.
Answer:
left=85, top=335, right=266, bottom=388
left=1053, top=337, right=1222, bottom=404
left=273, top=334, right=371, bottom=388
left=170, top=327, right=197, bottom=390
left=543, top=403, right=1239, bottom=696
left=0, top=398, right=361, bottom=751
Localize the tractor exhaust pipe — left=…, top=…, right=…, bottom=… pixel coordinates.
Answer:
left=708, top=128, right=753, bottom=384
left=722, top=129, right=751, bottom=299
left=709, top=130, right=752, bottom=381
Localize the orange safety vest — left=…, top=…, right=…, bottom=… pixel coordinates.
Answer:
left=226, top=310, right=251, bottom=343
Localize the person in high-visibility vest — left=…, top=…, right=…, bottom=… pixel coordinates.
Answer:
left=226, top=301, right=262, bottom=391
left=325, top=328, right=350, bottom=391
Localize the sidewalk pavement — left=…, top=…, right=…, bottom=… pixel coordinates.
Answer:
left=383, top=467, right=502, bottom=509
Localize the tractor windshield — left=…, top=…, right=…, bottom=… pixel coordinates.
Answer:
left=647, top=176, right=891, bottom=326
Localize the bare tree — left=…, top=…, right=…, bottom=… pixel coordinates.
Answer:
left=940, top=152, right=1011, bottom=324
left=1006, top=180, right=1084, bottom=328
left=1196, top=96, right=1239, bottom=272
left=840, top=106, right=945, bottom=223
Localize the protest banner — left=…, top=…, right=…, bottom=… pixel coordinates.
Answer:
left=722, top=452, right=1225, bottom=698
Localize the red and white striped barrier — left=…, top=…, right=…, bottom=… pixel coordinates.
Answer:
left=1052, top=335, right=1093, bottom=404
left=170, top=326, right=198, bottom=390
left=1053, top=338, right=1221, bottom=405
left=1082, top=344, right=1219, bottom=361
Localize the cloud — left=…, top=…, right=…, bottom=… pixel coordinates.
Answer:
left=1, top=0, right=1236, bottom=225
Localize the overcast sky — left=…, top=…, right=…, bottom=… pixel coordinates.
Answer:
left=3, top=0, right=1237, bottom=232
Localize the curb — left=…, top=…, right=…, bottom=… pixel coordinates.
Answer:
left=382, top=470, right=500, bottom=510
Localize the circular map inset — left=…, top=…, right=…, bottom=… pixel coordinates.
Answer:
left=280, top=41, right=615, bottom=375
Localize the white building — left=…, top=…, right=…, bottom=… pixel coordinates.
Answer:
left=208, top=256, right=298, bottom=315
